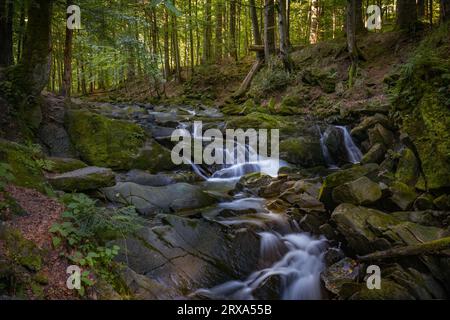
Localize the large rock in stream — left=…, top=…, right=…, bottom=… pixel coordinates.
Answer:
left=102, top=182, right=217, bottom=215
left=46, top=166, right=115, bottom=192
left=66, top=109, right=176, bottom=172
left=113, top=214, right=260, bottom=299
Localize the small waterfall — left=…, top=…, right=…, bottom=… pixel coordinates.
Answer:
left=319, top=125, right=363, bottom=167
left=335, top=126, right=362, bottom=164
left=195, top=232, right=327, bottom=300
left=318, top=127, right=338, bottom=169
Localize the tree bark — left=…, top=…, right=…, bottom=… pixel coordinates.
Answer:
left=418, top=0, right=426, bottom=19
left=441, top=0, right=450, bottom=22
left=0, top=0, right=14, bottom=67
left=264, top=0, right=276, bottom=60
left=250, top=0, right=264, bottom=61
left=347, top=0, right=358, bottom=87
left=277, top=0, right=291, bottom=70
left=62, top=0, right=73, bottom=97
left=215, top=0, right=223, bottom=61
left=309, top=0, right=320, bottom=44
left=18, top=0, right=53, bottom=96
left=203, top=0, right=212, bottom=63
left=397, top=0, right=417, bottom=30
left=229, top=0, right=237, bottom=60
left=163, top=9, right=170, bottom=79
left=355, top=0, right=365, bottom=33
left=358, top=237, right=450, bottom=261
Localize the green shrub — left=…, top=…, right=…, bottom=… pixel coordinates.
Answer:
left=248, top=59, right=291, bottom=98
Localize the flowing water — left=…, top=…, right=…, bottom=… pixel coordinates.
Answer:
left=177, top=121, right=363, bottom=300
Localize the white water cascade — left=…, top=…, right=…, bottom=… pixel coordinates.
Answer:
left=195, top=232, right=327, bottom=300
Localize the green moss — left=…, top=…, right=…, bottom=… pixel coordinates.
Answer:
left=66, top=110, right=147, bottom=170
left=279, top=137, right=325, bottom=167
left=0, top=139, right=47, bottom=191
left=2, top=229, right=43, bottom=272
left=391, top=23, right=450, bottom=190
left=395, top=148, right=419, bottom=186
left=46, top=157, right=88, bottom=174
left=226, top=112, right=285, bottom=130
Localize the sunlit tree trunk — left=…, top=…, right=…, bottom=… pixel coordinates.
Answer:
left=309, top=0, right=320, bottom=44
left=229, top=0, right=237, bottom=60
left=347, top=0, right=358, bottom=87
left=215, top=0, right=223, bottom=62
left=278, top=0, right=291, bottom=70
left=203, top=0, right=212, bottom=63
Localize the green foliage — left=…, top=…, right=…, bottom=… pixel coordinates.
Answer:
left=248, top=59, right=291, bottom=98
left=0, top=163, right=15, bottom=191
left=50, top=193, right=143, bottom=296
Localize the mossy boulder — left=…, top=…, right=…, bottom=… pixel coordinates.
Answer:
left=226, top=112, right=284, bottom=130
left=332, top=176, right=382, bottom=205
left=0, top=139, right=46, bottom=191
left=389, top=181, right=417, bottom=210
left=279, top=137, right=325, bottom=167
left=391, top=26, right=450, bottom=190
left=66, top=110, right=146, bottom=170
left=1, top=228, right=43, bottom=272
left=394, top=148, right=419, bottom=186
left=361, top=143, right=386, bottom=164
left=433, top=194, right=450, bottom=210
left=318, top=164, right=379, bottom=208
left=46, top=166, right=115, bottom=192
left=130, top=140, right=178, bottom=173
left=46, top=157, right=87, bottom=174
left=350, top=114, right=393, bottom=141
left=102, top=182, right=217, bottom=215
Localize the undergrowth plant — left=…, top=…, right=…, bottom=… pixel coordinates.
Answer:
left=50, top=193, right=143, bottom=296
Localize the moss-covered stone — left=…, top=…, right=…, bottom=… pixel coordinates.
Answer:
left=361, top=143, right=386, bottom=164
left=66, top=110, right=146, bottom=170
left=130, top=140, right=178, bottom=173
left=1, top=228, right=43, bottom=272
left=389, top=181, right=417, bottom=210
left=332, top=176, right=382, bottom=205
left=279, top=137, right=325, bottom=168
left=395, top=148, right=419, bottom=186
left=0, top=139, right=46, bottom=191
left=46, top=157, right=88, bottom=174
left=226, top=112, right=284, bottom=130
left=318, top=164, right=379, bottom=207
left=47, top=166, right=115, bottom=192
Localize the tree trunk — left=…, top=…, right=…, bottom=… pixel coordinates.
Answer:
left=215, top=0, right=223, bottom=61
left=62, top=0, right=73, bottom=97
left=163, top=9, right=170, bottom=79
left=286, top=0, right=291, bottom=47
left=397, top=0, right=417, bottom=30
left=229, top=0, right=237, bottom=60
left=0, top=0, right=14, bottom=67
left=250, top=0, right=264, bottom=61
left=418, top=0, right=426, bottom=19
left=278, top=0, right=291, bottom=70
left=347, top=0, right=358, bottom=87
left=309, top=0, right=320, bottom=44
left=355, top=0, right=365, bottom=33
left=441, top=0, right=450, bottom=22
left=18, top=0, right=53, bottom=96
left=188, top=0, right=194, bottom=76
left=264, top=0, right=276, bottom=60
left=16, top=0, right=26, bottom=61
left=203, top=0, right=212, bottom=63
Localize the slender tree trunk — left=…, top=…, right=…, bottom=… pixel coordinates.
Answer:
left=229, top=0, right=237, bottom=60
left=355, top=0, right=365, bottom=33
left=309, top=0, right=320, bottom=44
left=215, top=0, right=223, bottom=61
left=62, top=0, right=73, bottom=97
left=16, top=0, right=26, bottom=61
left=0, top=0, right=14, bottom=67
left=397, top=0, right=417, bottom=30
left=163, top=9, right=170, bottom=79
left=203, top=0, right=212, bottom=63
left=441, top=0, right=450, bottom=22
left=278, top=0, right=291, bottom=70
left=172, top=0, right=181, bottom=82
left=347, top=0, right=358, bottom=87
left=264, top=0, right=276, bottom=60
left=188, top=0, right=194, bottom=76
left=286, top=0, right=291, bottom=47
left=418, top=0, right=426, bottom=19
left=250, top=0, right=264, bottom=61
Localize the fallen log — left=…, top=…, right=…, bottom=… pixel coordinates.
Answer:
left=233, top=59, right=264, bottom=98
left=357, top=237, right=450, bottom=262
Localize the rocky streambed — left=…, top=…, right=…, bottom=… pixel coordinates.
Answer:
left=17, top=95, right=450, bottom=300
